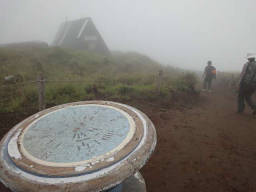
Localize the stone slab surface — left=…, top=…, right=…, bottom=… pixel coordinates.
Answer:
left=21, top=105, right=132, bottom=165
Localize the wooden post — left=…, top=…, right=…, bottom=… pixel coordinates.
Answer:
left=157, top=70, right=163, bottom=94
left=37, top=73, right=45, bottom=111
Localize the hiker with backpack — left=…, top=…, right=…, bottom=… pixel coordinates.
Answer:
left=203, top=61, right=217, bottom=92
left=238, top=54, right=256, bottom=115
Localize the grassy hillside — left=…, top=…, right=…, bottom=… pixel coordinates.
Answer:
left=0, top=47, right=198, bottom=113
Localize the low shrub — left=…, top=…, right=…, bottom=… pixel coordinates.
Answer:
left=0, top=48, right=200, bottom=112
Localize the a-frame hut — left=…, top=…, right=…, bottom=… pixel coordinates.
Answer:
left=53, top=18, right=110, bottom=55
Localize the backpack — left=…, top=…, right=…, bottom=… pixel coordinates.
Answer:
left=211, top=67, right=217, bottom=79
left=242, top=61, right=256, bottom=86
left=205, top=66, right=216, bottom=78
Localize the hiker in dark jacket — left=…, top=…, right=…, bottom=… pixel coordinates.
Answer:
left=238, top=54, right=256, bottom=115
left=203, top=61, right=216, bottom=92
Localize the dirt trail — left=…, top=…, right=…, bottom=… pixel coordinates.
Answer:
left=142, top=87, right=256, bottom=192
left=1, top=87, right=256, bottom=192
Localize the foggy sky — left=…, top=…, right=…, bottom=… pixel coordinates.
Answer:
left=1, top=0, right=256, bottom=71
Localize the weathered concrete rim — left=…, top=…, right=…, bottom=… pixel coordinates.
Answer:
left=8, top=101, right=144, bottom=177
left=0, top=101, right=157, bottom=192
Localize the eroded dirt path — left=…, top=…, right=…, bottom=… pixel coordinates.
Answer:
left=142, top=88, right=256, bottom=192
left=1, top=88, right=256, bottom=192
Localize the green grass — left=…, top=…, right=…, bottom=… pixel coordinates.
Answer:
left=0, top=47, right=199, bottom=113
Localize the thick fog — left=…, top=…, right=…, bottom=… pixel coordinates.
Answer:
left=1, top=0, right=256, bottom=71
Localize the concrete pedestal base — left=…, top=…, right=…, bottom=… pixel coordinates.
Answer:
left=0, top=172, right=147, bottom=192
left=123, top=172, right=146, bottom=192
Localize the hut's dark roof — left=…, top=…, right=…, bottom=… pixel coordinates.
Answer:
left=53, top=17, right=109, bottom=55
left=54, top=18, right=91, bottom=46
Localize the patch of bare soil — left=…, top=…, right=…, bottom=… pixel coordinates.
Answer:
left=142, top=87, right=256, bottom=192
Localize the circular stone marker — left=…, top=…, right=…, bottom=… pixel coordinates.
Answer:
left=0, top=101, right=157, bottom=192
left=21, top=105, right=135, bottom=167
